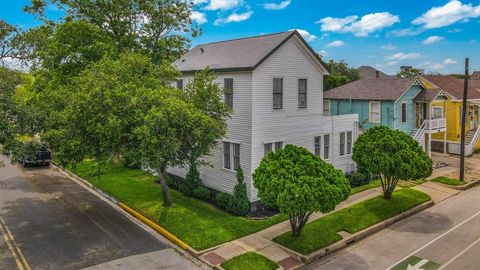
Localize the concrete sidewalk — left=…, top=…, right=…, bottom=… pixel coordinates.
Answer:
left=200, top=180, right=460, bottom=270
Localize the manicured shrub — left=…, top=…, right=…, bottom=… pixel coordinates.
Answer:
left=179, top=164, right=202, bottom=196
left=227, top=167, right=250, bottom=216
left=193, top=186, right=211, bottom=201
left=216, top=192, right=233, bottom=209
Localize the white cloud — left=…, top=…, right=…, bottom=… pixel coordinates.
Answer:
left=205, top=0, right=244, bottom=10
left=326, top=40, right=345, bottom=47
left=192, top=0, right=209, bottom=4
left=214, top=11, right=253, bottom=25
left=381, top=44, right=397, bottom=50
left=388, top=27, right=424, bottom=37
left=421, top=58, right=457, bottom=71
left=317, top=12, right=399, bottom=37
left=412, top=0, right=480, bottom=29
left=290, top=29, right=316, bottom=41
left=191, top=11, right=208, bottom=24
left=263, top=0, right=291, bottom=10
left=318, top=50, right=327, bottom=56
left=386, top=52, right=422, bottom=61
left=443, top=58, right=457, bottom=65
left=423, top=35, right=444, bottom=45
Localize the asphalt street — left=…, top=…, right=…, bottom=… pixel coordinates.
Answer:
left=304, top=184, right=480, bottom=270
left=0, top=156, right=200, bottom=270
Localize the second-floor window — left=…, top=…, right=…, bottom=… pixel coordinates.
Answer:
left=224, top=78, right=233, bottom=108
left=401, top=102, right=407, bottom=123
left=273, top=78, right=283, bottom=110
left=369, top=101, right=381, bottom=123
left=432, top=106, right=443, bottom=119
left=298, top=79, right=307, bottom=108
left=347, top=131, right=352, bottom=155
left=340, top=132, right=346, bottom=156
left=324, top=134, right=330, bottom=159
left=323, top=100, right=331, bottom=116
left=264, top=141, right=283, bottom=157
left=314, top=136, right=321, bottom=157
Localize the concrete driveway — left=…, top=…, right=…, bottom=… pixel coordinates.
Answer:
left=0, top=156, right=201, bottom=270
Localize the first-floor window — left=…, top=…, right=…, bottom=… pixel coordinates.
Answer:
left=324, top=134, right=330, bottom=159
left=314, top=136, right=321, bottom=157
left=401, top=102, right=407, bottom=123
left=176, top=79, right=183, bottom=90
left=223, top=142, right=231, bottom=169
left=340, top=132, right=346, bottom=156
left=223, top=142, right=240, bottom=171
left=432, top=106, right=443, bottom=119
left=264, top=141, right=283, bottom=157
left=369, top=101, right=381, bottom=123
left=347, top=131, right=352, bottom=155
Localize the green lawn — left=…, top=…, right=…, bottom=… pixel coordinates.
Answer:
left=70, top=160, right=287, bottom=251
left=221, top=252, right=278, bottom=270
left=273, top=188, right=430, bottom=255
left=431, top=176, right=464, bottom=186
left=350, top=179, right=382, bottom=195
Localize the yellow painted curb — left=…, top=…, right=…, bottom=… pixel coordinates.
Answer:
left=118, top=202, right=190, bottom=250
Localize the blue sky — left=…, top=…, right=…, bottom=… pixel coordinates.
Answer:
left=2, top=0, right=480, bottom=75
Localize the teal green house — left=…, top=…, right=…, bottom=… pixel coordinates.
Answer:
left=324, top=77, right=426, bottom=135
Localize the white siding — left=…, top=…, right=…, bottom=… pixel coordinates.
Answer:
left=167, top=72, right=253, bottom=196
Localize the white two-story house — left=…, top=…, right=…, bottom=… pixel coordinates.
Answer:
left=168, top=30, right=358, bottom=209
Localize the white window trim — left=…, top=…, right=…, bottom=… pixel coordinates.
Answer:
left=272, top=77, right=284, bottom=111
left=401, top=102, right=408, bottom=123
left=314, top=135, right=322, bottom=157
left=369, top=101, right=381, bottom=123
left=298, top=78, right=308, bottom=109
left=323, top=133, right=331, bottom=160
left=432, top=106, right=444, bottom=119
left=323, top=100, right=331, bottom=116
left=263, top=140, right=284, bottom=157
left=222, top=141, right=240, bottom=173
left=339, top=130, right=353, bottom=157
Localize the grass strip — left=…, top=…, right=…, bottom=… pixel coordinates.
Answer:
left=221, top=252, right=278, bottom=270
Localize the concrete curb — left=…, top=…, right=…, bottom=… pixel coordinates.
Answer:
left=51, top=162, right=196, bottom=255
left=278, top=200, right=435, bottom=264
left=443, top=178, right=480, bottom=190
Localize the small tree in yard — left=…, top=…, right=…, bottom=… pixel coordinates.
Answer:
left=228, top=166, right=250, bottom=216
left=253, top=145, right=351, bottom=237
left=352, top=126, right=432, bottom=199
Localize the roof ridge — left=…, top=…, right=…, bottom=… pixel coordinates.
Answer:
left=195, top=30, right=294, bottom=47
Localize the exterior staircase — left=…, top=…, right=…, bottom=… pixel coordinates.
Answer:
left=466, top=129, right=477, bottom=145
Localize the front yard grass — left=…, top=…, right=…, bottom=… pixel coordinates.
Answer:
left=350, top=179, right=382, bottom=195
left=273, top=188, right=430, bottom=255
left=221, top=252, right=278, bottom=270
left=431, top=176, right=464, bottom=186
left=70, top=160, right=287, bottom=251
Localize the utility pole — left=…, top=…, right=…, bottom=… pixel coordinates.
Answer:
left=460, top=58, right=469, bottom=182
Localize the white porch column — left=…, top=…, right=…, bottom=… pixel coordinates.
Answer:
left=427, top=134, right=432, bottom=157
left=444, top=131, right=447, bottom=155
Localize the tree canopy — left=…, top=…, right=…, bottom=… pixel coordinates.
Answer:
left=352, top=126, right=432, bottom=199
left=324, top=60, right=360, bottom=90
left=397, top=66, right=424, bottom=78
left=253, top=144, right=351, bottom=236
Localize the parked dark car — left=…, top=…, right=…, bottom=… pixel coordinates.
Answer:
left=17, top=139, right=52, bottom=167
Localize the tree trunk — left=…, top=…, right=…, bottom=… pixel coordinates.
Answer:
left=289, top=212, right=312, bottom=237
left=157, top=167, right=172, bottom=207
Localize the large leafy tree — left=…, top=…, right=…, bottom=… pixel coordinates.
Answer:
left=352, top=126, right=432, bottom=199
left=397, top=66, right=424, bottom=78
left=25, top=0, right=199, bottom=63
left=324, top=60, right=360, bottom=90
left=253, top=145, right=351, bottom=237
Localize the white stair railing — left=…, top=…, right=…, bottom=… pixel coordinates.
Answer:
left=465, top=126, right=480, bottom=155
left=413, top=121, right=426, bottom=142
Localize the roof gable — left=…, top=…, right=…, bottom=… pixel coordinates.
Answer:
left=421, top=75, right=480, bottom=100
left=174, top=31, right=327, bottom=74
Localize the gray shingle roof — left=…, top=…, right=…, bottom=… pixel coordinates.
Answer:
left=413, top=88, right=442, bottom=101
left=324, top=78, right=418, bottom=101
left=174, top=31, right=327, bottom=73
left=423, top=75, right=480, bottom=100
left=357, top=66, right=392, bottom=79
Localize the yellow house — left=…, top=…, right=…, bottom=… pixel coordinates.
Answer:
left=419, top=75, right=480, bottom=155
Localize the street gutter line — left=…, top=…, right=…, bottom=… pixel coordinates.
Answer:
left=387, top=207, right=480, bottom=269
left=437, top=235, right=480, bottom=269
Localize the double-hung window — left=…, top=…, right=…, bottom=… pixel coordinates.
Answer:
left=401, top=102, right=407, bottom=123
left=264, top=141, right=283, bottom=157
left=298, top=79, right=307, bottom=108
left=369, top=101, right=381, bottom=123
left=223, top=142, right=240, bottom=171
left=224, top=78, right=233, bottom=108
left=340, top=132, right=346, bottom=156
left=432, top=106, right=443, bottom=119
left=273, top=78, right=283, bottom=110
left=323, top=100, right=331, bottom=116
left=314, top=136, right=321, bottom=157
left=324, top=134, right=330, bottom=159
left=346, top=131, right=352, bottom=155
left=176, top=79, right=183, bottom=90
